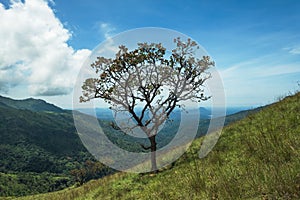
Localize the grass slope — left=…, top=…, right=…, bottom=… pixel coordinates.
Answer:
left=9, top=92, right=299, bottom=200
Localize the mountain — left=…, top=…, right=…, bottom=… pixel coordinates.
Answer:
left=77, top=106, right=249, bottom=121
left=0, top=96, right=114, bottom=197
left=76, top=108, right=115, bottom=120
left=22, top=92, right=300, bottom=199
left=0, top=95, right=63, bottom=113
left=75, top=106, right=257, bottom=151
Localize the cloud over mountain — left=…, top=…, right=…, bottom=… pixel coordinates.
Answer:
left=0, top=0, right=91, bottom=96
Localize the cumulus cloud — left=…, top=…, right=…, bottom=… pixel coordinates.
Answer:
left=0, top=0, right=91, bottom=96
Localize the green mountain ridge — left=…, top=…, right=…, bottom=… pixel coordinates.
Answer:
left=9, top=92, right=299, bottom=200
left=0, top=97, right=101, bottom=196
left=0, top=96, right=63, bottom=113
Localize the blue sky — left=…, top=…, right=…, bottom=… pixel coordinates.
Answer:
left=0, top=0, right=300, bottom=108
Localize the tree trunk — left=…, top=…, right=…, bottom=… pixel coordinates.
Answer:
left=149, top=135, right=158, bottom=173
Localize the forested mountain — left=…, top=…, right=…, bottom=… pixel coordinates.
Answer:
left=0, top=96, right=110, bottom=196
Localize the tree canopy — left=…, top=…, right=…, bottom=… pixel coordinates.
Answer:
left=80, top=37, right=214, bottom=172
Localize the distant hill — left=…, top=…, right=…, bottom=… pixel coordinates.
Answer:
left=77, top=106, right=250, bottom=121
left=0, top=95, right=63, bottom=113
left=75, top=106, right=257, bottom=151
left=21, top=92, right=299, bottom=200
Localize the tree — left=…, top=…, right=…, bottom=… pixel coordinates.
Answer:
left=80, top=37, right=214, bottom=173
left=70, top=160, right=107, bottom=185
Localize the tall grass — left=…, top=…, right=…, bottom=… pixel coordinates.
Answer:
left=184, top=92, right=300, bottom=199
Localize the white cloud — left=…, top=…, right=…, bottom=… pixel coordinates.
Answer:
left=219, top=54, right=300, bottom=106
left=288, top=47, right=300, bottom=55
left=0, top=0, right=91, bottom=96
left=90, top=22, right=119, bottom=58
left=99, top=22, right=116, bottom=39
left=95, top=37, right=119, bottom=57
left=257, top=63, right=300, bottom=77
left=283, top=46, right=300, bottom=55
left=221, top=55, right=300, bottom=80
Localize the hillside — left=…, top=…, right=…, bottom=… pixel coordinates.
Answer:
left=0, top=96, right=92, bottom=171
left=11, top=92, right=299, bottom=200
left=0, top=97, right=112, bottom=196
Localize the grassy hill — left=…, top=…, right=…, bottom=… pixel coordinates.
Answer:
left=9, top=92, right=299, bottom=200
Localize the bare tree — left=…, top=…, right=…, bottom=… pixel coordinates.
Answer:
left=80, top=38, right=214, bottom=173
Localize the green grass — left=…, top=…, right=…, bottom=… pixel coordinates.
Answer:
left=4, top=92, right=300, bottom=200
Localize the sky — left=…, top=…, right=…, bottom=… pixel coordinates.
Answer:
left=0, top=0, right=300, bottom=108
